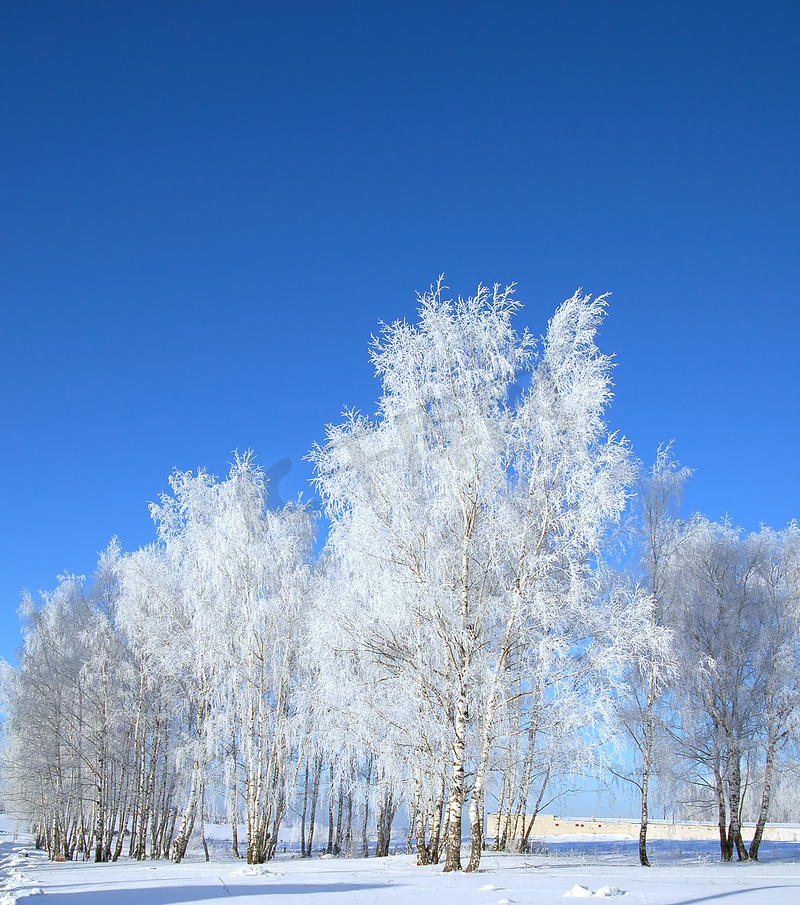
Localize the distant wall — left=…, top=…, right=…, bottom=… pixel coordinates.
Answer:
left=486, top=813, right=800, bottom=843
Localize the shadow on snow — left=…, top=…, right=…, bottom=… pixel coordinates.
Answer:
left=36, top=880, right=390, bottom=903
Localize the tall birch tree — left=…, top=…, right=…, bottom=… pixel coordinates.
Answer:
left=618, top=446, right=690, bottom=866
left=311, top=280, right=636, bottom=871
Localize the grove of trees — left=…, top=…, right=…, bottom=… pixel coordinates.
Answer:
left=2, top=282, right=798, bottom=870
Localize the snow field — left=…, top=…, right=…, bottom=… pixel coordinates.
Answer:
left=4, top=830, right=800, bottom=905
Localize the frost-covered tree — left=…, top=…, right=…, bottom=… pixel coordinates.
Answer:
left=310, top=280, right=640, bottom=871
left=3, top=454, right=314, bottom=864
left=201, top=455, right=315, bottom=863
left=116, top=509, right=215, bottom=863
left=617, top=445, right=690, bottom=866
left=669, top=520, right=760, bottom=860
left=744, top=524, right=800, bottom=859
left=667, top=520, right=800, bottom=861
left=114, top=542, right=191, bottom=862
left=116, top=453, right=315, bottom=863
left=1, top=549, right=138, bottom=862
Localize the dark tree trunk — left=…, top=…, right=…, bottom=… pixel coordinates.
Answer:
left=307, top=754, right=322, bottom=857
left=749, top=730, right=778, bottom=861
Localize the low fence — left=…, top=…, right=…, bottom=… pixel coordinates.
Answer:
left=486, top=813, right=800, bottom=843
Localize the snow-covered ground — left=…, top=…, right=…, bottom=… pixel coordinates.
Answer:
left=3, top=820, right=800, bottom=904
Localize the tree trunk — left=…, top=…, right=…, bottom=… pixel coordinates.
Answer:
left=300, top=758, right=310, bottom=858
left=307, top=754, right=322, bottom=857
left=374, top=779, right=399, bottom=858
left=465, top=755, right=485, bottom=872
left=749, top=729, right=778, bottom=860
left=493, top=773, right=508, bottom=851
left=442, top=682, right=468, bottom=872
left=112, top=787, right=129, bottom=862
left=171, top=700, right=206, bottom=864
left=466, top=666, right=507, bottom=872
left=361, top=756, right=372, bottom=858
left=714, top=761, right=730, bottom=861
left=520, top=765, right=551, bottom=850
left=164, top=805, right=178, bottom=859
left=428, top=776, right=446, bottom=863
left=153, top=731, right=175, bottom=859
left=414, top=777, right=429, bottom=865
left=129, top=675, right=148, bottom=859
left=93, top=748, right=106, bottom=862
left=199, top=785, right=209, bottom=862
left=334, top=778, right=344, bottom=855
left=345, top=781, right=354, bottom=857
left=327, top=761, right=335, bottom=855
left=231, top=794, right=240, bottom=858
left=375, top=785, right=389, bottom=857
left=229, top=731, right=241, bottom=859
left=638, top=689, right=655, bottom=867
left=726, top=746, right=749, bottom=861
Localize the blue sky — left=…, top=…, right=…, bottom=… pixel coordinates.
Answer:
left=1, top=0, right=799, bottom=669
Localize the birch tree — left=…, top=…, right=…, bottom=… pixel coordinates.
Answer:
left=202, top=454, right=315, bottom=863
left=740, top=525, right=800, bottom=860
left=618, top=446, right=690, bottom=866
left=116, top=454, right=314, bottom=863
left=1, top=553, right=138, bottom=862
left=670, top=519, right=767, bottom=861
left=311, top=280, right=637, bottom=871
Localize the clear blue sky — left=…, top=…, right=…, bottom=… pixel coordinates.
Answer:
left=2, top=0, right=799, bottom=668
